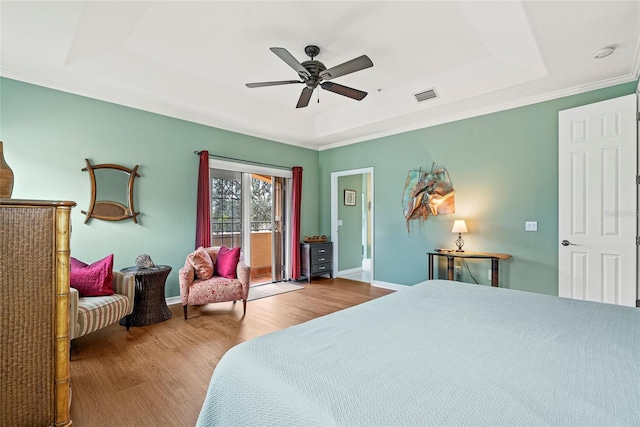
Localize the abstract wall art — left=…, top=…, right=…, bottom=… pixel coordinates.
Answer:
left=402, top=164, right=455, bottom=232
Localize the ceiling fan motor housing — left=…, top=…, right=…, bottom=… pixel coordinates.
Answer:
left=301, top=60, right=326, bottom=89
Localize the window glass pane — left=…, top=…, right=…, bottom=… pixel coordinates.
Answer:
left=210, top=169, right=242, bottom=248
left=251, top=175, right=272, bottom=232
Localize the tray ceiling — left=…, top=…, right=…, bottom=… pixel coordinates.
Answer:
left=1, top=1, right=639, bottom=150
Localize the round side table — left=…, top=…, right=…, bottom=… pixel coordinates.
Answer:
left=119, top=265, right=172, bottom=327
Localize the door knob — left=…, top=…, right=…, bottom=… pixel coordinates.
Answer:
left=561, top=240, right=577, bottom=246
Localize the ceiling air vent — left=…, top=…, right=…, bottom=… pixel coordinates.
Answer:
left=414, top=88, right=438, bottom=103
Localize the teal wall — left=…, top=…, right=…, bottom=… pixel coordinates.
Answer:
left=337, top=174, right=363, bottom=271
left=2, top=76, right=637, bottom=297
left=319, top=81, right=638, bottom=295
left=0, top=77, right=320, bottom=297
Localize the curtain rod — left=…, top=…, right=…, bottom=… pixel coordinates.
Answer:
left=194, top=151, right=293, bottom=171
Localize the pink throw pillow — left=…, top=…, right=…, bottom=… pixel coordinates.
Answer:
left=70, top=254, right=114, bottom=297
left=188, top=247, right=214, bottom=280
left=214, top=246, right=241, bottom=279
left=70, top=257, right=88, bottom=270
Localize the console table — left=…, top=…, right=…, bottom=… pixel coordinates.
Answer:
left=119, top=265, right=172, bottom=326
left=427, top=250, right=511, bottom=287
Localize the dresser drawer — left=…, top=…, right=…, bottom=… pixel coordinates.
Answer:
left=311, top=254, right=331, bottom=264
left=311, top=262, right=331, bottom=275
left=310, top=244, right=332, bottom=257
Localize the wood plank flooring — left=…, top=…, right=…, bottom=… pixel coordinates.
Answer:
left=69, top=278, right=394, bottom=426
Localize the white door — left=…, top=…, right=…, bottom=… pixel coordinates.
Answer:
left=558, top=93, right=637, bottom=306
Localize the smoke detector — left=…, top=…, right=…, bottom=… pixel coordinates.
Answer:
left=592, top=46, right=615, bottom=59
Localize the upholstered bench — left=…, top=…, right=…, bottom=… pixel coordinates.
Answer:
left=69, top=271, right=135, bottom=340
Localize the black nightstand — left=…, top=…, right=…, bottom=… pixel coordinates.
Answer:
left=300, top=242, right=333, bottom=283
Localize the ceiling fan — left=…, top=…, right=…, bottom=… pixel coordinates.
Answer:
left=246, top=45, right=373, bottom=108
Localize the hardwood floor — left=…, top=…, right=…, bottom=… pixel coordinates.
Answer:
left=69, top=278, right=393, bottom=426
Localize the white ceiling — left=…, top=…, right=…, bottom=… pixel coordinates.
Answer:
left=1, top=1, right=639, bottom=150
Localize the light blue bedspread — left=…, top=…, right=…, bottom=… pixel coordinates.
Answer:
left=197, top=280, right=640, bottom=426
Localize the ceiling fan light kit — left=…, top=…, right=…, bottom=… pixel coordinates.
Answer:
left=246, top=45, right=373, bottom=108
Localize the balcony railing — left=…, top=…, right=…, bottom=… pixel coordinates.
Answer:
left=250, top=221, right=271, bottom=231
left=211, top=221, right=272, bottom=233
left=209, top=228, right=274, bottom=284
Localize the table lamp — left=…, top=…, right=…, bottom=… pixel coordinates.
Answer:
left=452, top=220, right=468, bottom=252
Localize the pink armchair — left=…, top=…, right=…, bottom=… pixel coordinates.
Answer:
left=179, top=246, right=251, bottom=319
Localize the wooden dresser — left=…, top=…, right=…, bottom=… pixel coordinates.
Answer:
left=0, top=199, right=74, bottom=426
left=300, top=242, right=333, bottom=283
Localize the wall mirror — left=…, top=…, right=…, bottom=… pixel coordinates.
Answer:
left=81, top=159, right=140, bottom=223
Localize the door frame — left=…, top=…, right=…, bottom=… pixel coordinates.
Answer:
left=637, top=88, right=640, bottom=305
left=331, top=167, right=374, bottom=281
left=209, top=158, right=292, bottom=281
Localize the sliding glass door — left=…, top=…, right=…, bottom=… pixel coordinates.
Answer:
left=209, top=159, right=291, bottom=284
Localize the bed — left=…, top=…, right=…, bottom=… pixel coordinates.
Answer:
left=196, top=280, right=640, bottom=426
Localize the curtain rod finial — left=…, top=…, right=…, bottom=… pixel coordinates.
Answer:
left=194, top=150, right=201, bottom=155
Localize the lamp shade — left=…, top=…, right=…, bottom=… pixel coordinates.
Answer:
left=451, top=220, right=468, bottom=233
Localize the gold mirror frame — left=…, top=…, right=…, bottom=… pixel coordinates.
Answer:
left=81, top=159, right=140, bottom=223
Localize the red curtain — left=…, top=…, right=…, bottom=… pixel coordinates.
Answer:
left=290, top=166, right=303, bottom=279
left=195, top=150, right=211, bottom=249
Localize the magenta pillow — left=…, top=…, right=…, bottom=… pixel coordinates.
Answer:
left=70, top=257, right=88, bottom=270
left=214, top=246, right=241, bottom=279
left=70, top=254, right=114, bottom=297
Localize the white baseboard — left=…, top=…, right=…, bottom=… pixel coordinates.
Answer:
left=338, top=267, right=362, bottom=276
left=166, top=296, right=181, bottom=306
left=372, top=280, right=408, bottom=291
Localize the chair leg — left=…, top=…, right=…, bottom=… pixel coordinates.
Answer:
left=125, top=315, right=131, bottom=331
left=183, top=305, right=188, bottom=320
left=243, top=299, right=247, bottom=314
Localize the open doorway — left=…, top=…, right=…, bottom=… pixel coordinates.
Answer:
left=331, top=168, right=374, bottom=283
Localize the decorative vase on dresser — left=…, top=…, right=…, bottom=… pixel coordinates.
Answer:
left=0, top=141, right=14, bottom=198
left=300, top=242, right=333, bottom=283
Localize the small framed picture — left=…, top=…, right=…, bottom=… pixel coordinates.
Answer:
left=344, top=189, right=356, bottom=206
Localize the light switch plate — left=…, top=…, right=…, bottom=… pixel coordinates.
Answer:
left=338, top=219, right=343, bottom=226
left=525, top=221, right=538, bottom=231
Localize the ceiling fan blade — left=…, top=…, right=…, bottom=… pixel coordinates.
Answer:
left=320, top=55, right=373, bottom=80
left=320, top=82, right=367, bottom=101
left=246, top=80, right=303, bottom=88
left=270, top=47, right=310, bottom=79
left=296, top=87, right=313, bottom=108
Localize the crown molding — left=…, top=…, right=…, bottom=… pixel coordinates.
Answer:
left=0, top=69, right=320, bottom=151
left=319, top=73, right=640, bottom=151
left=633, top=36, right=640, bottom=92
left=3, top=68, right=637, bottom=153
